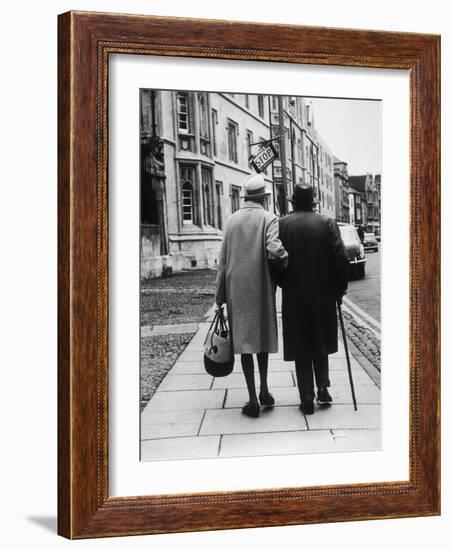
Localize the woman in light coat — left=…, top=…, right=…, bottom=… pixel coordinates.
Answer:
left=215, top=174, right=287, bottom=418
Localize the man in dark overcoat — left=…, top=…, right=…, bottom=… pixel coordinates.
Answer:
left=278, top=185, right=349, bottom=415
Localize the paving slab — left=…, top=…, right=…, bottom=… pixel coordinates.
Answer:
left=141, top=323, right=199, bottom=337
left=170, top=361, right=209, bottom=375
left=331, top=429, right=381, bottom=452
left=330, top=349, right=346, bottom=359
left=141, top=410, right=205, bottom=439
left=141, top=435, right=220, bottom=461
left=263, top=360, right=293, bottom=372
left=224, top=387, right=300, bottom=408
left=157, top=373, right=213, bottom=391
left=328, top=357, right=362, bottom=371
left=199, top=406, right=308, bottom=436
left=305, top=404, right=381, bottom=430
left=220, top=429, right=339, bottom=457
left=177, top=350, right=208, bottom=362
left=328, top=384, right=380, bottom=404
left=329, top=370, right=377, bottom=386
left=212, top=371, right=295, bottom=389
left=143, top=389, right=226, bottom=412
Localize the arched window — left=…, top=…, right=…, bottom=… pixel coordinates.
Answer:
left=182, top=181, right=194, bottom=224
left=202, top=167, right=214, bottom=226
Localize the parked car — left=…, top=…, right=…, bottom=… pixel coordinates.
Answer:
left=363, top=232, right=379, bottom=252
left=338, top=223, right=366, bottom=279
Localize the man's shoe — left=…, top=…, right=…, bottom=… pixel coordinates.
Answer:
left=259, top=391, right=275, bottom=408
left=299, top=401, right=314, bottom=415
left=317, top=387, right=333, bottom=404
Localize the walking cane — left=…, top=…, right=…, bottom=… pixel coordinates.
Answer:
left=337, top=301, right=358, bottom=411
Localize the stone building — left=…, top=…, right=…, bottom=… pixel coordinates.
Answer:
left=317, top=137, right=335, bottom=219
left=349, top=173, right=381, bottom=234
left=334, top=157, right=350, bottom=223
left=374, top=174, right=381, bottom=238
left=348, top=187, right=365, bottom=227
left=140, top=90, right=272, bottom=278
left=270, top=96, right=335, bottom=218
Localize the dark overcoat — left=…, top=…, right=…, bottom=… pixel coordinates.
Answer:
left=278, top=210, right=349, bottom=360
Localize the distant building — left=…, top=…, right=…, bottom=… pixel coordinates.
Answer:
left=349, top=173, right=381, bottom=233
left=374, top=174, right=381, bottom=237
left=348, top=187, right=365, bottom=227
left=270, top=96, right=335, bottom=218
left=318, top=137, right=335, bottom=219
left=334, top=157, right=350, bottom=223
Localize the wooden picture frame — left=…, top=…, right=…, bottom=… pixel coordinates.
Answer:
left=58, top=11, right=440, bottom=539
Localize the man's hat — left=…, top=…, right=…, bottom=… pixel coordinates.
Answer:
left=242, top=173, right=271, bottom=199
left=289, top=184, right=319, bottom=207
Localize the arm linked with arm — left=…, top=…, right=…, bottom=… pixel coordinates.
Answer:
left=266, top=217, right=288, bottom=269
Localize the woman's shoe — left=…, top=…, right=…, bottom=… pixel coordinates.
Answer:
left=259, top=391, right=275, bottom=408
left=242, top=402, right=260, bottom=418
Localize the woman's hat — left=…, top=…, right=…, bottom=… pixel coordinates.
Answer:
left=242, top=173, right=271, bottom=199
left=289, top=184, right=319, bottom=207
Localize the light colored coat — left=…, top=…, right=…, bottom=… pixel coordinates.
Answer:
left=215, top=201, right=287, bottom=354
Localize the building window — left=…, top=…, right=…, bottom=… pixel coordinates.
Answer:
left=271, top=96, right=277, bottom=110
left=215, top=181, right=223, bottom=229
left=202, top=167, right=214, bottom=226
left=182, top=182, right=194, bottom=224
left=211, top=108, right=218, bottom=156
left=244, top=94, right=250, bottom=109
left=231, top=185, right=241, bottom=213
left=198, top=94, right=211, bottom=156
left=227, top=120, right=238, bottom=164
left=246, top=130, right=253, bottom=166
left=177, top=93, right=190, bottom=133
left=199, top=94, right=209, bottom=139
left=180, top=165, right=196, bottom=224
left=258, top=95, right=265, bottom=118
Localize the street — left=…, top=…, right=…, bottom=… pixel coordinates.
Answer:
left=347, top=249, right=380, bottom=323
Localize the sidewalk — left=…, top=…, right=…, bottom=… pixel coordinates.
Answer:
left=141, top=308, right=381, bottom=461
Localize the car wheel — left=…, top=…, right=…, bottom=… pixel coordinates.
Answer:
left=357, top=264, right=365, bottom=279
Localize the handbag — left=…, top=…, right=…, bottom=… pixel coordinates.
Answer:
left=204, top=307, right=234, bottom=377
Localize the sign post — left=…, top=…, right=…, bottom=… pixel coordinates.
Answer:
left=250, top=141, right=278, bottom=174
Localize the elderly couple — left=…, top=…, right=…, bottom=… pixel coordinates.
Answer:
left=215, top=174, right=349, bottom=418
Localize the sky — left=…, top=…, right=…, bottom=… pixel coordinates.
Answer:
left=308, top=97, right=382, bottom=176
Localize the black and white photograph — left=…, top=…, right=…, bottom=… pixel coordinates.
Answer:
left=139, top=89, right=382, bottom=461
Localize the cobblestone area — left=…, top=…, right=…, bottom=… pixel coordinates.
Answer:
left=341, top=310, right=381, bottom=371
left=141, top=269, right=216, bottom=326
left=140, top=333, right=196, bottom=410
